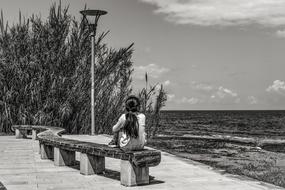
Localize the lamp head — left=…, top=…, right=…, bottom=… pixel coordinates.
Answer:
left=80, top=9, right=107, bottom=26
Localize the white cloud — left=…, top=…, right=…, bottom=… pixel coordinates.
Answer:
left=266, top=80, right=285, bottom=95
left=163, top=80, right=171, bottom=86
left=191, top=82, right=239, bottom=103
left=248, top=96, right=258, bottom=104
left=192, top=81, right=213, bottom=91
left=134, top=63, right=169, bottom=79
left=167, top=94, right=175, bottom=101
left=209, top=86, right=239, bottom=104
left=177, top=97, right=201, bottom=104
left=140, top=0, right=285, bottom=28
left=276, top=30, right=285, bottom=38
left=215, top=86, right=238, bottom=98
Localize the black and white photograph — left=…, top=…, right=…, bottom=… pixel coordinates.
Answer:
left=1, top=0, right=285, bottom=189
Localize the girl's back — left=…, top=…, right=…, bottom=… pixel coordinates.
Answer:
left=118, top=113, right=146, bottom=151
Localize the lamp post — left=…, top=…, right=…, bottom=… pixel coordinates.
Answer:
left=80, top=9, right=107, bottom=135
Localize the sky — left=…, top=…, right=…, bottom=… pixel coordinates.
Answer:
left=1, top=0, right=285, bottom=110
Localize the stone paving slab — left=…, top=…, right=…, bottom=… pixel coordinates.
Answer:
left=0, top=135, right=284, bottom=190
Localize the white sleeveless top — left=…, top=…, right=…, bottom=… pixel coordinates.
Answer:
left=112, top=113, right=146, bottom=151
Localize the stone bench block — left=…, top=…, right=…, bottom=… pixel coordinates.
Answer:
left=13, top=124, right=161, bottom=187
left=39, top=143, right=41, bottom=154
left=15, top=129, right=27, bottom=139
left=32, top=130, right=38, bottom=140
left=80, top=153, right=105, bottom=175
left=54, top=147, right=76, bottom=166
left=40, top=144, right=54, bottom=159
left=120, top=160, right=149, bottom=187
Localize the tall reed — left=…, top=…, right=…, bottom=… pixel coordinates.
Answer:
left=0, top=3, right=167, bottom=136
left=0, top=3, right=132, bottom=134
left=138, top=73, right=167, bottom=138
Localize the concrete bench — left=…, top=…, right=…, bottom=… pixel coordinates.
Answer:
left=12, top=125, right=43, bottom=140
left=12, top=125, right=161, bottom=187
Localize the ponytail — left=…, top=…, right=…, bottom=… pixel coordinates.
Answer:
left=123, top=112, right=139, bottom=138
left=123, top=96, right=141, bottom=138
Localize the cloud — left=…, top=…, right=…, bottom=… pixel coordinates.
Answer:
left=266, top=80, right=285, bottom=95
left=211, top=86, right=238, bottom=99
left=217, top=86, right=238, bottom=98
left=163, top=80, right=171, bottom=86
left=191, top=81, right=239, bottom=104
left=177, top=97, right=201, bottom=104
left=167, top=94, right=175, bottom=101
left=134, top=63, right=169, bottom=79
left=265, top=80, right=285, bottom=107
left=209, top=86, right=239, bottom=104
left=276, top=30, right=285, bottom=38
left=192, top=81, right=213, bottom=91
left=248, top=96, right=258, bottom=104
left=140, top=0, right=285, bottom=28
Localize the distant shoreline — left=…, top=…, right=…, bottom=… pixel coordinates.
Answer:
left=162, top=109, right=285, bottom=112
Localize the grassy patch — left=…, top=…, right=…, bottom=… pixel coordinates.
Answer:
left=148, top=138, right=285, bottom=188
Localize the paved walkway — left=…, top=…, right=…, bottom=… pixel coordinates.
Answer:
left=0, top=135, right=284, bottom=190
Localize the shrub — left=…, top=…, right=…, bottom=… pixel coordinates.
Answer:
left=138, top=73, right=167, bottom=138
left=0, top=3, right=167, bottom=136
left=0, top=3, right=132, bottom=134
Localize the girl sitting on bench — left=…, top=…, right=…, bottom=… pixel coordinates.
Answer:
left=108, top=95, right=146, bottom=151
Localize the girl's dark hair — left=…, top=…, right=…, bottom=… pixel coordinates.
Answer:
left=123, top=96, right=141, bottom=138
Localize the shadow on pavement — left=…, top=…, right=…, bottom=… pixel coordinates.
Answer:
left=69, top=162, right=165, bottom=186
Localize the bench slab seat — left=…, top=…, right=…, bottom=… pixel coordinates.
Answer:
left=38, top=136, right=160, bottom=168
left=12, top=125, right=161, bottom=187
left=12, top=125, right=46, bottom=140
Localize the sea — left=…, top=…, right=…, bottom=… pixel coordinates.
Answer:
left=159, top=110, right=285, bottom=138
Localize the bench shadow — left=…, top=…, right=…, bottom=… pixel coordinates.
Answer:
left=69, top=161, right=165, bottom=186
left=99, top=169, right=165, bottom=186
left=70, top=160, right=80, bottom=170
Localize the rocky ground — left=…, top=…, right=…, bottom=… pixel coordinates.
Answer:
left=148, top=135, right=285, bottom=188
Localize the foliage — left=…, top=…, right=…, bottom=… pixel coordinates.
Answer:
left=0, top=3, right=133, bottom=134
left=0, top=3, right=167, bottom=136
left=138, top=72, right=167, bottom=138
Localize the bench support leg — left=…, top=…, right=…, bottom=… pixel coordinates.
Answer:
left=120, top=160, right=149, bottom=186
left=54, top=147, right=75, bottom=166
left=39, top=143, right=41, bottom=154
left=32, top=130, right=37, bottom=140
left=80, top=153, right=105, bottom=175
left=15, top=129, right=27, bottom=139
left=40, top=144, right=54, bottom=160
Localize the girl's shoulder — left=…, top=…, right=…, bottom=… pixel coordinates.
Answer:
left=137, top=113, right=145, bottom=119
left=119, top=114, right=126, bottom=121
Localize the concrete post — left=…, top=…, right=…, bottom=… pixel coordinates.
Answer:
left=38, top=143, right=41, bottom=154
left=40, top=144, right=54, bottom=159
left=54, top=147, right=76, bottom=166
left=32, top=130, right=37, bottom=140
left=15, top=129, right=26, bottom=139
left=120, top=160, right=149, bottom=186
left=80, top=153, right=105, bottom=175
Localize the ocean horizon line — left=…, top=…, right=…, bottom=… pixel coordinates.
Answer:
left=161, top=109, right=285, bottom=112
